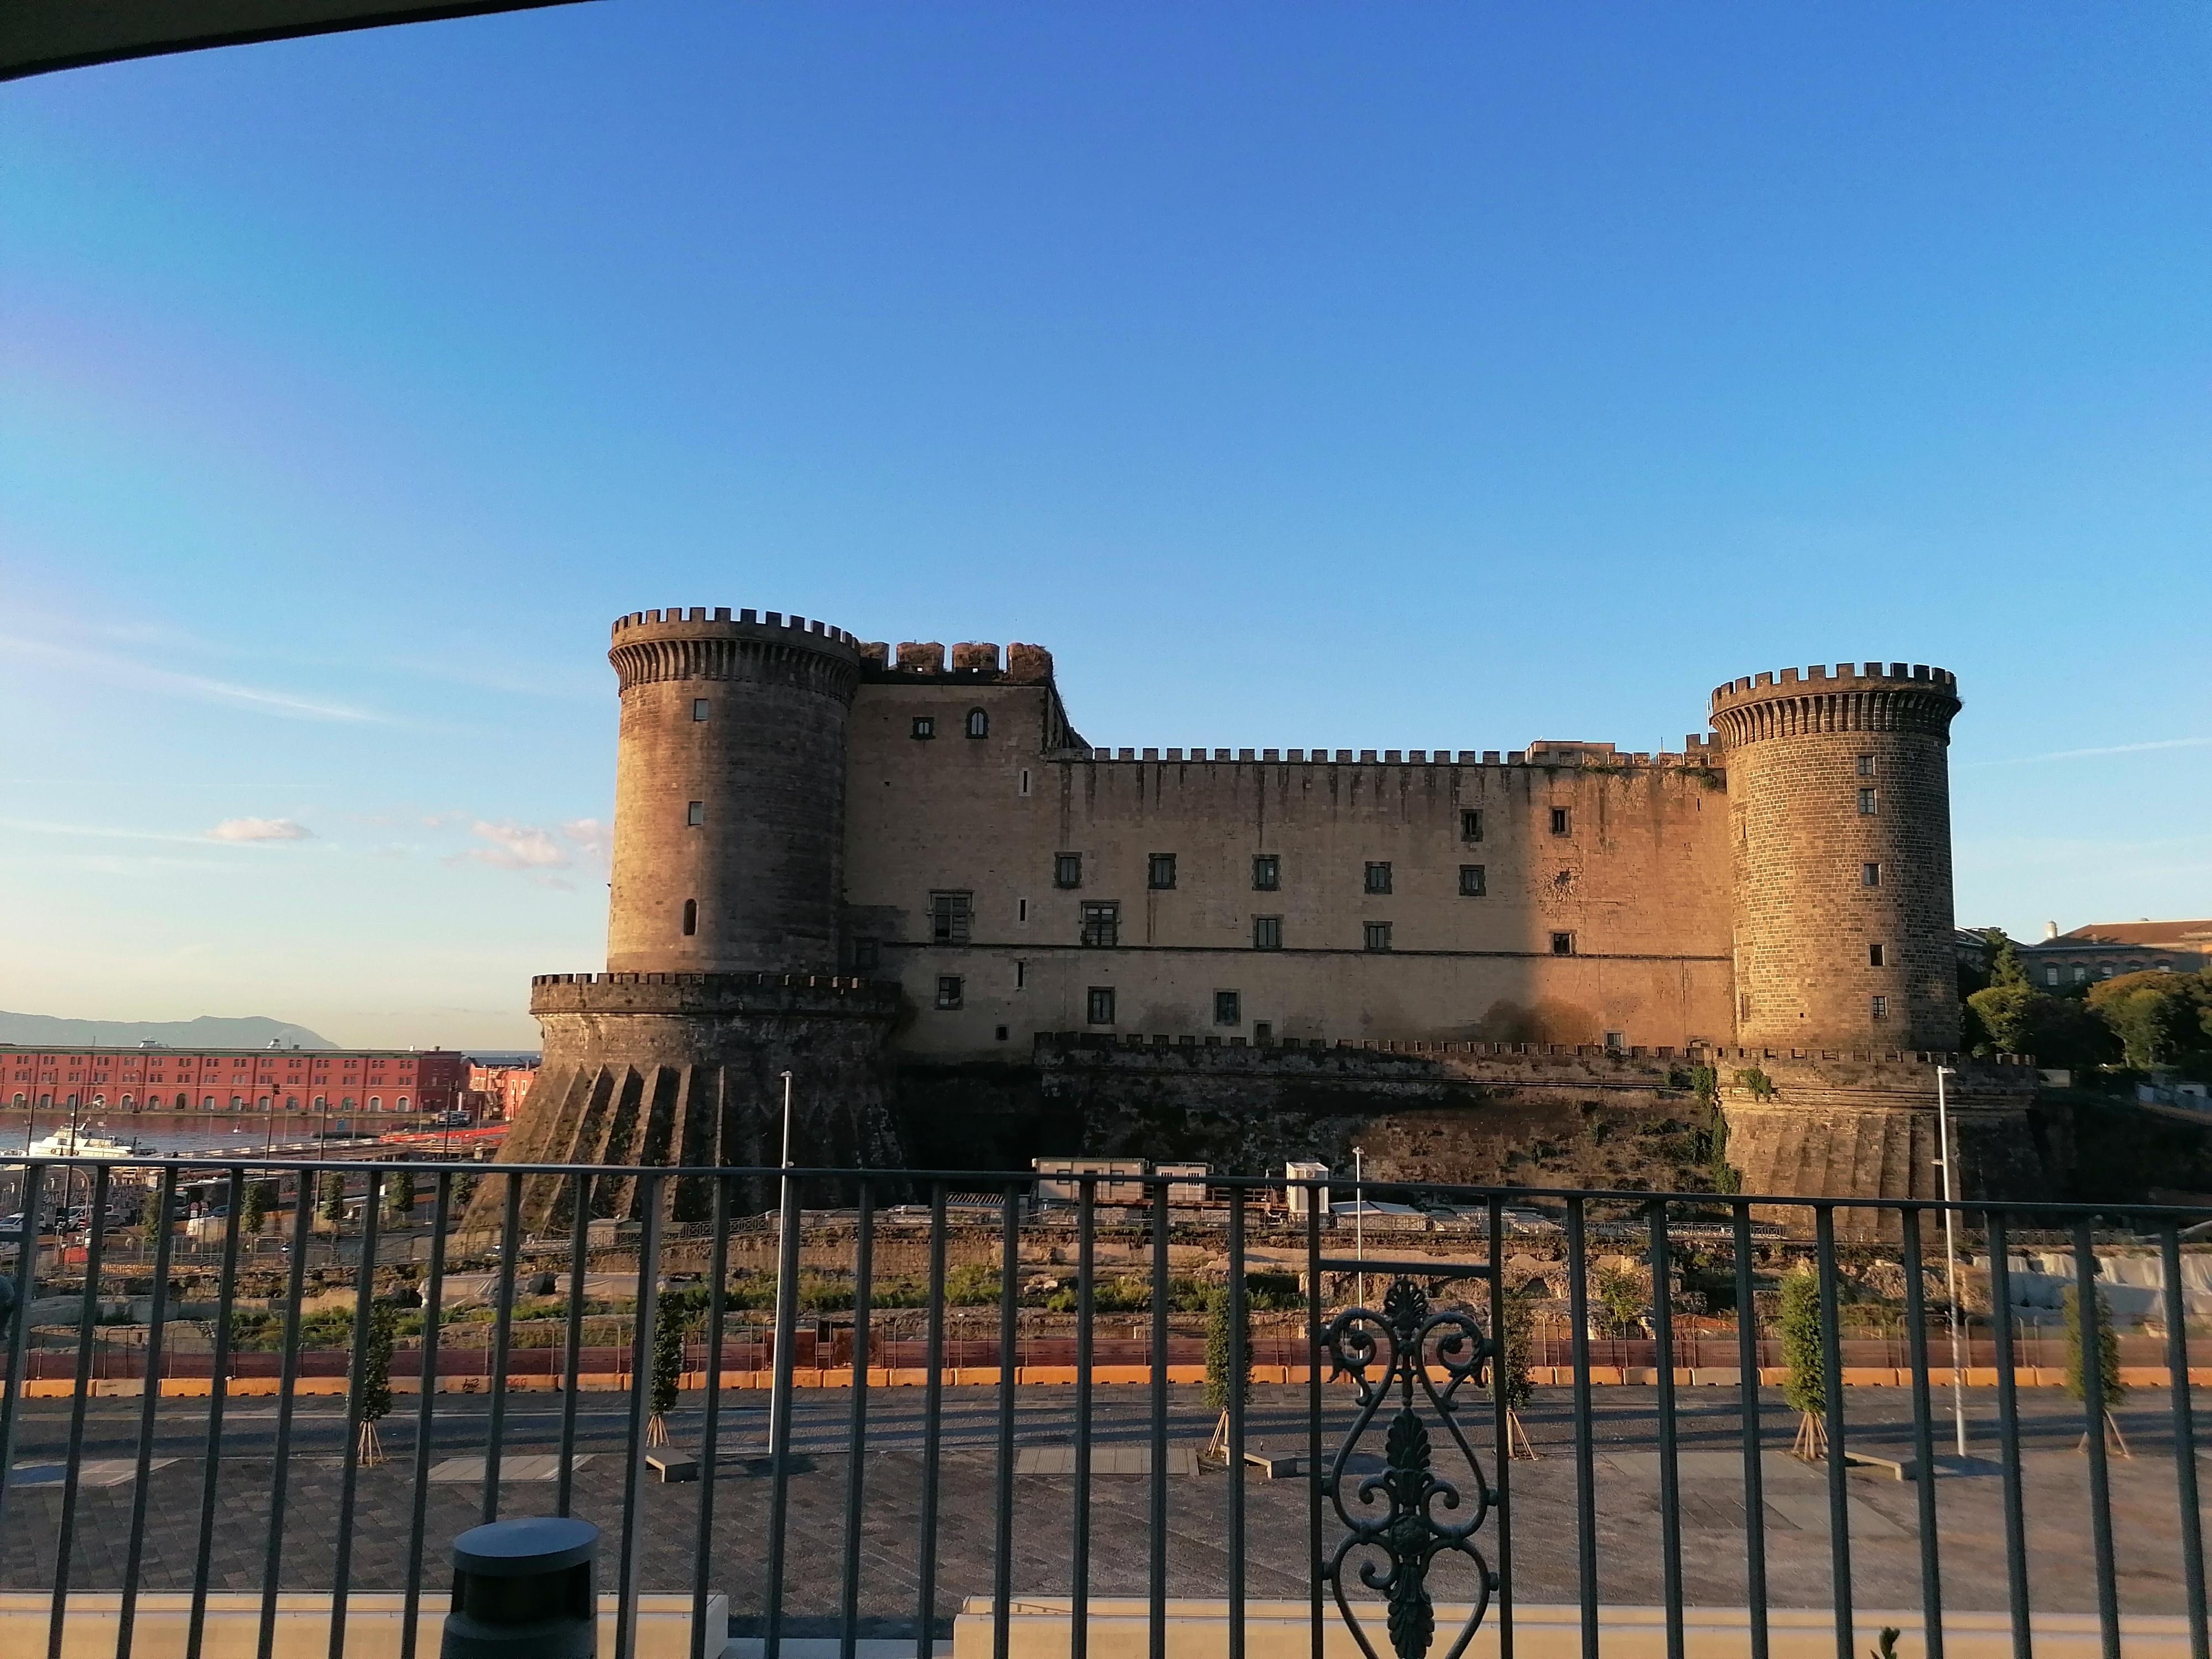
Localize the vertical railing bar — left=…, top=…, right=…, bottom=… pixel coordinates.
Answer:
left=46, top=1164, right=112, bottom=1659
left=1073, top=1178, right=1096, bottom=1659
left=186, top=1167, right=248, bottom=1659
left=762, top=1169, right=802, bottom=1659
left=0, top=1162, right=51, bottom=1540
left=2158, top=1220, right=2208, bottom=1659
left=615, top=1176, right=665, bottom=1659
left=399, top=1169, right=453, bottom=1659
left=114, top=1162, right=178, bottom=1659
left=1649, top=1198, right=1684, bottom=1659
left=327, top=1166, right=384, bottom=1659
left=256, top=1164, right=317, bottom=1659
left=2070, top=1219, right=2121, bottom=1659
left=992, top=1183, right=1021, bottom=1659
left=1148, top=1177, right=1170, bottom=1659
left=480, top=1173, right=524, bottom=1521
left=1985, top=1212, right=2032, bottom=1659
left=1812, top=1206, right=1853, bottom=1659
left=1731, top=1202, right=1768, bottom=1659
left=1566, top=1196, right=1599, bottom=1659
left=1305, top=1180, right=1323, bottom=1659
left=1227, top=1184, right=1247, bottom=1659
left=690, top=1173, right=734, bottom=1659
left=557, top=1170, right=589, bottom=1517
left=914, top=1184, right=948, bottom=1659
left=838, top=1180, right=875, bottom=1659
left=1899, top=1208, right=1945, bottom=1659
left=1486, top=1194, right=1513, bottom=1659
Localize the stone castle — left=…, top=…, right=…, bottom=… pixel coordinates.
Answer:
left=485, top=606, right=2047, bottom=1229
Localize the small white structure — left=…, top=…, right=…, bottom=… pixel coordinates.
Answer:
left=1283, top=1160, right=1329, bottom=1215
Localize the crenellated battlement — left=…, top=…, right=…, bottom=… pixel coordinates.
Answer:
left=609, top=606, right=863, bottom=648
left=857, top=639, right=1057, bottom=685
left=1710, top=661, right=1959, bottom=712
left=1037, top=737, right=1719, bottom=771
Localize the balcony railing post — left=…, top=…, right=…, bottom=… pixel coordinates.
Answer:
left=616, top=1173, right=665, bottom=1659
left=1811, top=1207, right=1852, bottom=1659
left=2071, top=1219, right=2122, bottom=1659
left=46, top=1162, right=111, bottom=1659
left=2158, top=1218, right=2209, bottom=1659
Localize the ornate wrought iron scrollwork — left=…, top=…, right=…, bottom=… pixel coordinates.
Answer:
left=1322, top=1277, right=1498, bottom=1659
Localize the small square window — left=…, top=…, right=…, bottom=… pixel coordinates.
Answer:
left=1148, top=853, right=1177, bottom=890
left=1858, top=787, right=1878, bottom=816
left=1214, top=990, right=1241, bottom=1026
left=1364, top=861, right=1392, bottom=895
left=686, top=800, right=705, bottom=827
left=1869, top=943, right=1885, bottom=968
left=911, top=716, right=935, bottom=740
left=1054, top=853, right=1083, bottom=889
left=929, top=891, right=973, bottom=945
left=692, top=698, right=711, bottom=722
left=1458, top=864, right=1486, bottom=898
left=1603, top=1031, right=1625, bottom=1052
left=1550, top=806, right=1572, bottom=836
left=852, top=938, right=880, bottom=972
left=1364, top=921, right=1393, bottom=952
left=1251, top=854, right=1280, bottom=891
left=1079, top=902, right=1120, bottom=947
left=1087, top=985, right=1117, bottom=1025
left=1870, top=994, right=1888, bottom=1019
left=1460, top=809, right=1484, bottom=843
left=1253, top=1021, right=1272, bottom=1044
left=1862, top=862, right=1881, bottom=888
left=1253, top=916, right=1282, bottom=951
left=935, top=976, right=964, bottom=1010
left=1551, top=931, right=1574, bottom=956
left=1856, top=753, right=1875, bottom=777
left=995, top=1024, right=1010, bottom=1041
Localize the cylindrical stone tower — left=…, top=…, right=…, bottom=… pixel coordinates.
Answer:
left=467, top=606, right=899, bottom=1235
left=607, top=607, right=861, bottom=974
left=1711, top=662, right=1962, bottom=1051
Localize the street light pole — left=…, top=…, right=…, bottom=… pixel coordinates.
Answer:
left=1935, top=1063, right=1968, bottom=1457
left=769, top=1070, right=795, bottom=1453
left=1352, top=1145, right=1365, bottom=1306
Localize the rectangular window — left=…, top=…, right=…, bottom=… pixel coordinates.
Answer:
left=1869, top=942, right=1885, bottom=968
left=1458, top=864, right=1486, bottom=897
left=1253, top=1021, right=1272, bottom=1044
left=1364, top=861, right=1392, bottom=894
left=1858, top=787, right=1878, bottom=816
left=1148, top=853, right=1177, bottom=890
left=929, top=890, right=973, bottom=945
left=1551, top=931, right=1574, bottom=956
left=935, top=975, right=964, bottom=1010
left=2073, top=965, right=2086, bottom=983
left=1856, top=753, right=1876, bottom=777
left=1086, top=985, right=1117, bottom=1026
left=1871, top=994, right=1888, bottom=1019
left=852, top=938, right=880, bottom=972
left=1018, top=898, right=1029, bottom=923
left=1461, top=809, right=1484, bottom=843
left=1079, top=902, right=1120, bottom=947
left=1015, top=959, right=1026, bottom=989
left=2044, top=966, right=2059, bottom=987
left=1020, top=769, right=1032, bottom=797
left=692, top=698, right=711, bottom=721
left=1253, top=915, right=1282, bottom=951
left=1251, top=854, right=1280, bottom=891
left=1054, top=852, right=1083, bottom=889
left=1550, top=806, right=1572, bottom=836
left=911, top=716, right=935, bottom=739
left=1214, top=990, right=1241, bottom=1026
left=1604, top=1031, right=1625, bottom=1052
left=1862, top=861, right=1881, bottom=888
left=686, top=800, right=705, bottom=826
left=1364, top=921, right=1392, bottom=952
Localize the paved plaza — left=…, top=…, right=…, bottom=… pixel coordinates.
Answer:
left=3, top=1385, right=2204, bottom=1629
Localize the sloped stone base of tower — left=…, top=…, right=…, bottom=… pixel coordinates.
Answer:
left=465, top=972, right=902, bottom=1235
left=1717, top=1050, right=2048, bottom=1239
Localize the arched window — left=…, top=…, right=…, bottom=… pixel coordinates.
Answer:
left=314, top=1095, right=326, bottom=1109
left=966, top=707, right=989, bottom=739
left=38, top=1094, right=51, bottom=1107
left=368, top=1096, right=382, bottom=1111
left=231, top=1095, right=243, bottom=1109
left=120, top=1094, right=133, bottom=1108
left=342, top=1097, right=356, bottom=1109
left=682, top=899, right=697, bottom=936
left=9, top=1092, right=22, bottom=1107
left=67, top=1094, right=79, bottom=1108
left=203, top=1095, right=216, bottom=1109
left=397, top=1095, right=410, bottom=1110
left=90, top=1094, right=105, bottom=1106
left=174, top=1093, right=187, bottom=1109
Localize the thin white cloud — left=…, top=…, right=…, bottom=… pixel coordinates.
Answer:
left=561, top=818, right=611, bottom=860
left=207, top=817, right=313, bottom=843
left=463, top=821, right=571, bottom=870
left=0, top=817, right=216, bottom=846
left=1971, top=736, right=2212, bottom=766
left=0, top=634, right=388, bottom=724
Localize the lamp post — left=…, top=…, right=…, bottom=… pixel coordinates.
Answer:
left=1352, top=1145, right=1366, bottom=1307
left=768, top=1071, right=795, bottom=1454
left=1935, top=1064, right=1968, bottom=1456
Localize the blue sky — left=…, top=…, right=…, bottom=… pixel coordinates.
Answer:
left=2, top=3, right=2207, bottom=1048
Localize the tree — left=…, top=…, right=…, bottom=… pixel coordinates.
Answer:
left=1985, top=929, right=2028, bottom=989
left=2063, top=1285, right=2130, bottom=1455
left=1780, top=1269, right=1828, bottom=1458
left=357, top=1300, right=398, bottom=1465
left=1968, top=983, right=2120, bottom=1069
left=319, top=1172, right=346, bottom=1227
left=1594, top=1266, right=1645, bottom=1338
left=2088, top=972, right=2203, bottom=1070
left=1968, top=983, right=2039, bottom=1056
left=139, top=1196, right=167, bottom=1253
left=1496, top=1288, right=1537, bottom=1459
left=1201, top=1285, right=1254, bottom=1468
left=646, top=1290, right=694, bottom=1449
left=241, top=1181, right=275, bottom=1237
left=385, top=1169, right=416, bottom=1224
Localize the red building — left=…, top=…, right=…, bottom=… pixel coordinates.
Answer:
left=465, top=1062, right=540, bottom=1120
left=1, top=1045, right=470, bottom=1114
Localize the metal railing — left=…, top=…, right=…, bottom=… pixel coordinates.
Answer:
left=0, top=1157, right=2205, bottom=1659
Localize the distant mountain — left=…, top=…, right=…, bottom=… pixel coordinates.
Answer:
left=0, top=1011, right=336, bottom=1050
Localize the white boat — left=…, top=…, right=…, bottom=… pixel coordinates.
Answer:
left=25, top=1126, right=156, bottom=1160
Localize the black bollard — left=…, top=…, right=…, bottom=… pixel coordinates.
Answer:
left=441, top=1515, right=599, bottom=1659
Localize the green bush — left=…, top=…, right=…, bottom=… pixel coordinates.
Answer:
left=1203, top=1287, right=1252, bottom=1414
left=2063, top=1284, right=2126, bottom=1407
left=1780, top=1270, right=1825, bottom=1419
